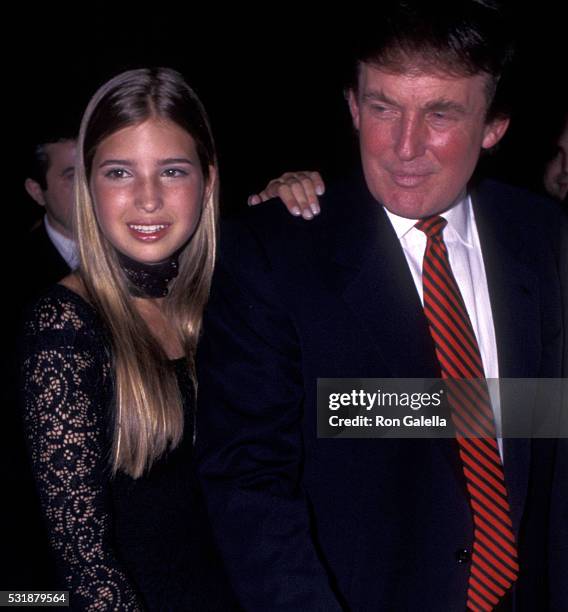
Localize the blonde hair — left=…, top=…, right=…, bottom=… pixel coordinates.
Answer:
left=74, top=68, right=218, bottom=478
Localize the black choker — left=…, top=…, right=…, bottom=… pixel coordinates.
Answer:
left=117, top=252, right=179, bottom=298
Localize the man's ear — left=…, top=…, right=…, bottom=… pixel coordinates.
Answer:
left=24, top=178, right=47, bottom=207
left=481, top=116, right=510, bottom=150
left=347, top=89, right=361, bottom=131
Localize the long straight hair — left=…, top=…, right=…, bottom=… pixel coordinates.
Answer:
left=74, top=67, right=218, bottom=478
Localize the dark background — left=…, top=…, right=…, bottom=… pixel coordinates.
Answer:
left=4, top=1, right=567, bottom=591
left=14, top=2, right=568, bottom=230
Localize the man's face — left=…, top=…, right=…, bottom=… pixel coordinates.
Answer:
left=348, top=64, right=509, bottom=218
left=26, top=140, right=77, bottom=237
left=543, top=122, right=568, bottom=202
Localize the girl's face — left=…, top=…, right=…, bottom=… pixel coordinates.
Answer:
left=90, top=118, right=211, bottom=264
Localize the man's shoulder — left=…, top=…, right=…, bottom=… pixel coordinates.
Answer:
left=472, top=177, right=567, bottom=268
left=19, top=222, right=70, bottom=301
left=23, top=221, right=68, bottom=264
left=219, top=172, right=371, bottom=258
left=473, top=177, right=566, bottom=226
left=22, top=220, right=51, bottom=251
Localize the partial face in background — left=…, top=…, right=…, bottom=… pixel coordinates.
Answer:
left=348, top=63, right=509, bottom=218
left=543, top=121, right=568, bottom=202
left=25, top=140, right=77, bottom=237
left=90, top=118, right=210, bottom=264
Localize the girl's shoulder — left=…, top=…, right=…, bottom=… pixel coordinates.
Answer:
left=22, top=282, right=101, bottom=336
left=20, top=283, right=110, bottom=366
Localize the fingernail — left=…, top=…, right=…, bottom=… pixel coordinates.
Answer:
left=316, top=186, right=324, bottom=196
left=302, top=209, right=314, bottom=220
left=310, top=203, right=320, bottom=215
left=291, top=206, right=302, bottom=216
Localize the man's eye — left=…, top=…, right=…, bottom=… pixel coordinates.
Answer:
left=429, top=112, right=455, bottom=123
left=370, top=105, right=397, bottom=119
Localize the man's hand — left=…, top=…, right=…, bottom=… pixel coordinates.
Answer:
left=248, top=171, right=326, bottom=220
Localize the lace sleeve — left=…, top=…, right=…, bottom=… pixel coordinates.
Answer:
left=20, top=292, right=143, bottom=611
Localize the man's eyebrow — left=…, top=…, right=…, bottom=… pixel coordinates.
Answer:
left=362, top=90, right=398, bottom=106
left=423, top=99, right=467, bottom=114
left=362, top=91, right=467, bottom=114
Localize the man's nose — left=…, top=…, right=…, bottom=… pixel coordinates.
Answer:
left=560, top=149, right=568, bottom=175
left=394, top=115, right=426, bottom=161
left=135, top=176, right=163, bottom=212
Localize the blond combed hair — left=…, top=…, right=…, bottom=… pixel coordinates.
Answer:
left=74, top=68, right=218, bottom=478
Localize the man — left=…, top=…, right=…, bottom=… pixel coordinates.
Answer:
left=196, top=2, right=566, bottom=610
left=543, top=114, right=567, bottom=203
left=23, top=135, right=78, bottom=303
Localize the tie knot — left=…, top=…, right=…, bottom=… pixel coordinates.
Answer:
left=415, top=216, right=447, bottom=239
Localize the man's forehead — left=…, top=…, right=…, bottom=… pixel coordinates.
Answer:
left=358, top=59, right=485, bottom=85
left=44, top=140, right=77, bottom=162
left=357, top=62, right=490, bottom=108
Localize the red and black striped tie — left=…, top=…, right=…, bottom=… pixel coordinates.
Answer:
left=415, top=216, right=518, bottom=611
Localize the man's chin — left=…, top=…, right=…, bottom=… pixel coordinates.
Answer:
left=380, top=193, right=439, bottom=220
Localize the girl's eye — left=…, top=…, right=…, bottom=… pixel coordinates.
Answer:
left=162, top=168, right=188, bottom=178
left=105, top=168, right=130, bottom=179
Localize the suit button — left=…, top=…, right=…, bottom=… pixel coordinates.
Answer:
left=455, top=548, right=471, bottom=564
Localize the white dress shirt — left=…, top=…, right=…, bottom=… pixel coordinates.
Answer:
left=384, top=195, right=503, bottom=457
left=44, top=216, right=79, bottom=270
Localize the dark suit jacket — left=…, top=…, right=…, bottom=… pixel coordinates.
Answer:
left=20, top=220, right=70, bottom=306
left=196, top=172, right=567, bottom=611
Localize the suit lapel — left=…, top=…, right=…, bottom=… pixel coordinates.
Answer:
left=472, top=185, right=540, bottom=379
left=471, top=181, right=540, bottom=534
left=324, top=176, right=440, bottom=379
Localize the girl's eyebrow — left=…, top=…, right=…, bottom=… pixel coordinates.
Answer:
left=97, top=157, right=195, bottom=168
left=157, top=158, right=194, bottom=166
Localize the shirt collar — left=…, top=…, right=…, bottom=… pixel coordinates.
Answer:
left=384, top=192, right=474, bottom=247
left=44, top=215, right=79, bottom=269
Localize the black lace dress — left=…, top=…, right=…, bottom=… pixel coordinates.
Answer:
left=19, top=285, right=238, bottom=611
